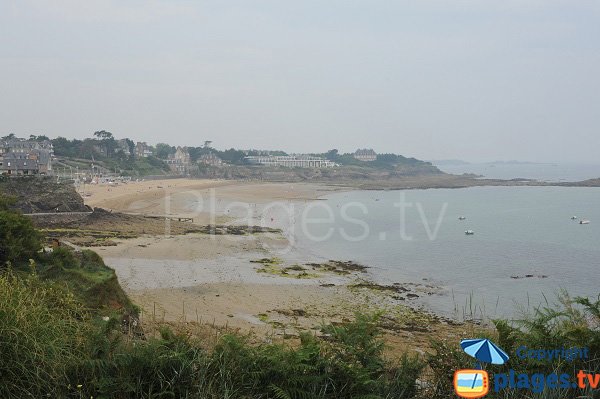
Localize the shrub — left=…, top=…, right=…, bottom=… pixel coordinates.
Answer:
left=0, top=194, right=41, bottom=266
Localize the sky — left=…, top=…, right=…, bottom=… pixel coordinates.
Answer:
left=1, top=0, right=599, bottom=163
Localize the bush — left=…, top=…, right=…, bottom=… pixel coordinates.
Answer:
left=48, top=246, right=79, bottom=269
left=0, top=194, right=41, bottom=266
left=198, top=313, right=423, bottom=398
left=426, top=292, right=600, bottom=399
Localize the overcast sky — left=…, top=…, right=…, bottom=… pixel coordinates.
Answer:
left=1, top=1, right=599, bottom=163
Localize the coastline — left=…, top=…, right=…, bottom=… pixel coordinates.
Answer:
left=88, top=178, right=472, bottom=353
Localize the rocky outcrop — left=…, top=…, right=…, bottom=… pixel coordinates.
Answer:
left=0, top=176, right=90, bottom=213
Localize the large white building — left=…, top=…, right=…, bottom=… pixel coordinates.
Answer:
left=245, top=155, right=337, bottom=168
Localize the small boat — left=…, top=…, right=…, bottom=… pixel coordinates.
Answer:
left=458, top=216, right=466, bottom=220
left=580, top=220, right=590, bottom=225
left=465, top=230, right=475, bottom=235
left=571, top=216, right=578, bottom=220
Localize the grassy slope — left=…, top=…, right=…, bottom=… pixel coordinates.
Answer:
left=37, top=248, right=135, bottom=312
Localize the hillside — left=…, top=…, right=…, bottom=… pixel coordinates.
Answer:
left=193, top=161, right=442, bottom=181
left=54, top=155, right=170, bottom=178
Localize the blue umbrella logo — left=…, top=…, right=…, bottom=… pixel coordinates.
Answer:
left=460, top=338, right=509, bottom=366
left=459, top=338, right=509, bottom=393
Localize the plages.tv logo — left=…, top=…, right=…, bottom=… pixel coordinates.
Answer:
left=454, top=369, right=489, bottom=398
left=453, top=338, right=509, bottom=398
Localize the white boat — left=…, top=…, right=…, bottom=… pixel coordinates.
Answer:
left=458, top=216, right=466, bottom=220
left=580, top=220, right=590, bottom=225
left=465, top=230, right=475, bottom=235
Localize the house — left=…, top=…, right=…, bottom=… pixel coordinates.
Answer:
left=166, top=146, right=191, bottom=175
left=0, top=138, right=54, bottom=175
left=353, top=149, right=377, bottom=162
left=135, top=142, right=152, bottom=158
left=92, top=144, right=108, bottom=157
left=174, top=146, right=191, bottom=165
left=0, top=152, right=42, bottom=175
left=198, top=152, right=223, bottom=166
left=115, top=139, right=131, bottom=155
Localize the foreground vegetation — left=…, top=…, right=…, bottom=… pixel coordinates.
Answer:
left=1, top=192, right=599, bottom=398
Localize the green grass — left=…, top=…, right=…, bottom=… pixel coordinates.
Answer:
left=0, top=270, right=424, bottom=398
left=0, top=270, right=89, bottom=398
left=35, top=247, right=135, bottom=312
left=3, top=256, right=600, bottom=398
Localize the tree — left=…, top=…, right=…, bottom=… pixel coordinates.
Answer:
left=0, top=195, right=41, bottom=266
left=326, top=149, right=339, bottom=161
left=28, top=134, right=49, bottom=142
left=93, top=130, right=113, bottom=140
left=2, top=133, right=16, bottom=140
left=125, top=138, right=135, bottom=157
left=155, top=143, right=175, bottom=159
left=93, top=130, right=116, bottom=158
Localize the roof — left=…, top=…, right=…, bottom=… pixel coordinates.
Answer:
left=0, top=156, right=39, bottom=170
left=3, top=139, right=53, bottom=151
left=354, top=148, right=377, bottom=156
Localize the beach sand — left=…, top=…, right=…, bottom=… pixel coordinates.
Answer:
left=90, top=178, right=467, bottom=352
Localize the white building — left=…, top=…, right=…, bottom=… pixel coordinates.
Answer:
left=199, top=152, right=223, bottom=166
left=245, top=155, right=337, bottom=168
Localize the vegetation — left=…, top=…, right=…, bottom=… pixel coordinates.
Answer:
left=1, top=194, right=424, bottom=398
left=0, top=270, right=90, bottom=398
left=52, top=133, right=171, bottom=177
left=426, top=293, right=600, bottom=398
left=1, top=265, right=424, bottom=398
left=0, top=195, right=41, bottom=264
left=321, top=149, right=435, bottom=170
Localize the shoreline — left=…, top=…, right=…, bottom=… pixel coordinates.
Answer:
left=87, top=178, right=475, bottom=352
left=80, top=177, right=599, bottom=334
left=83, top=177, right=600, bottom=351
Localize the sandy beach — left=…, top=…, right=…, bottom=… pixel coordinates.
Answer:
left=90, top=178, right=466, bottom=351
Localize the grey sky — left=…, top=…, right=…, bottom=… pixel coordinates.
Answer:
left=1, top=1, right=599, bottom=163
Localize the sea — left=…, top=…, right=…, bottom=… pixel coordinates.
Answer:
left=435, top=162, right=600, bottom=182
left=289, top=163, right=600, bottom=320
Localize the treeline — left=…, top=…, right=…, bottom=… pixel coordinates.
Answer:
left=4, top=132, right=432, bottom=170
left=320, top=149, right=434, bottom=169
left=29, top=131, right=288, bottom=166
left=154, top=143, right=286, bottom=165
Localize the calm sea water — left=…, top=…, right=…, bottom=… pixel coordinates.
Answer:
left=293, top=187, right=600, bottom=320
left=436, top=162, right=600, bottom=182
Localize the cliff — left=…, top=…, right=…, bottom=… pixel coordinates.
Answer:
left=0, top=176, right=90, bottom=213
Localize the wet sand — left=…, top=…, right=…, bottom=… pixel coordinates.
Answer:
left=90, top=178, right=467, bottom=351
